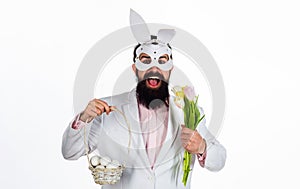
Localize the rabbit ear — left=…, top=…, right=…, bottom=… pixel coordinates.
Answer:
left=157, top=29, right=176, bottom=44
left=130, top=9, right=151, bottom=43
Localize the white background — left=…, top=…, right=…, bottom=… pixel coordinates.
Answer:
left=1, top=0, right=299, bottom=189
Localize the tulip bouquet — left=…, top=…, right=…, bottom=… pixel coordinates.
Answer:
left=172, top=86, right=205, bottom=186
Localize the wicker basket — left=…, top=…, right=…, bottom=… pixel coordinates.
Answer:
left=83, top=107, right=129, bottom=185
left=89, top=163, right=125, bottom=185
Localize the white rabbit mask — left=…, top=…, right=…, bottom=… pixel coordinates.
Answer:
left=130, top=9, right=176, bottom=71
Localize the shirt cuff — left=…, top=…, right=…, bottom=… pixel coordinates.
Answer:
left=196, top=138, right=207, bottom=168
left=71, top=113, right=87, bottom=130
left=196, top=150, right=207, bottom=168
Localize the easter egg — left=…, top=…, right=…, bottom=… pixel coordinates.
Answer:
left=90, top=156, right=100, bottom=167
left=111, top=160, right=121, bottom=167
left=96, top=164, right=105, bottom=169
left=100, top=156, right=111, bottom=166
left=106, top=163, right=117, bottom=169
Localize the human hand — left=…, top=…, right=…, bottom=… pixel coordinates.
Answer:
left=80, top=99, right=115, bottom=122
left=181, top=125, right=206, bottom=154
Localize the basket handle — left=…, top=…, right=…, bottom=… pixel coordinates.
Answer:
left=83, top=106, right=132, bottom=166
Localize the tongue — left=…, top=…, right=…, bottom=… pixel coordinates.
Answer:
left=149, top=79, right=158, bottom=86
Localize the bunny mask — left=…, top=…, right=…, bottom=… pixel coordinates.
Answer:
left=130, top=9, right=176, bottom=71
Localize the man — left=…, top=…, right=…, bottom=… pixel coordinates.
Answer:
left=62, top=9, right=226, bottom=189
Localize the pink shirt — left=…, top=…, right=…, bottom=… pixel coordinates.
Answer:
left=138, top=103, right=169, bottom=169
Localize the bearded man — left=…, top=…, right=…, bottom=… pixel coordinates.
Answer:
left=62, top=9, right=226, bottom=189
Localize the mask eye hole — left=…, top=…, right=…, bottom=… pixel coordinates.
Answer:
left=139, top=53, right=152, bottom=64
left=158, top=54, right=169, bottom=64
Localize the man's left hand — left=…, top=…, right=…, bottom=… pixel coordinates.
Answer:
left=181, top=125, right=206, bottom=154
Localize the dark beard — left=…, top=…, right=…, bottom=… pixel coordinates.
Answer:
left=136, top=79, right=169, bottom=109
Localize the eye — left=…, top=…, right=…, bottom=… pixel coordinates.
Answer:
left=142, top=58, right=151, bottom=64
left=139, top=53, right=152, bottom=64
left=158, top=54, right=169, bottom=64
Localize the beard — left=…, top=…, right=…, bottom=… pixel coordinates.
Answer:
left=136, top=72, right=170, bottom=109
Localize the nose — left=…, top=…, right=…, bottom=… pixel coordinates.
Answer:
left=148, top=66, right=161, bottom=72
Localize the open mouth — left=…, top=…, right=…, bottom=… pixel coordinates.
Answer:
left=146, top=76, right=161, bottom=89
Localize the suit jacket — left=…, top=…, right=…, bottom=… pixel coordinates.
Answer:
left=62, top=89, right=226, bottom=189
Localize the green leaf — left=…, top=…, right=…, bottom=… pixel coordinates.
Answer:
left=188, top=107, right=195, bottom=130
left=184, top=96, right=190, bottom=108
left=195, top=104, right=200, bottom=129
left=194, top=106, right=200, bottom=129
left=184, top=108, right=188, bottom=126
left=195, top=95, right=199, bottom=105
left=183, top=96, right=190, bottom=126
left=195, top=114, right=205, bottom=128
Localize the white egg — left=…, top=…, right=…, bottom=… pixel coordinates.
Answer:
left=106, top=163, right=117, bottom=169
left=90, top=156, right=100, bottom=167
left=111, top=160, right=121, bottom=167
left=96, top=164, right=105, bottom=169
left=100, top=156, right=111, bottom=166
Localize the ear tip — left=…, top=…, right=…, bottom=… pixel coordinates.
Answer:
left=129, top=9, right=142, bottom=24
left=130, top=8, right=137, bottom=16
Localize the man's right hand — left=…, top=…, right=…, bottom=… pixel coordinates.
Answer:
left=79, top=99, right=113, bottom=122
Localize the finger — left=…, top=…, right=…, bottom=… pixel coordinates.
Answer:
left=181, top=132, right=193, bottom=138
left=189, top=131, right=202, bottom=144
left=103, top=104, right=111, bottom=115
left=89, top=99, right=98, bottom=107
left=89, top=104, right=102, bottom=115
left=181, top=132, right=195, bottom=143
left=181, top=134, right=192, bottom=140
left=181, top=141, right=188, bottom=148
left=181, top=125, right=186, bottom=129
left=184, top=140, right=191, bottom=149
left=181, top=139, right=192, bottom=146
left=93, top=103, right=105, bottom=114
left=93, top=108, right=102, bottom=115
left=94, top=99, right=111, bottom=115
left=180, top=137, right=190, bottom=145
left=184, top=141, right=196, bottom=152
left=181, top=127, right=194, bottom=134
left=181, top=133, right=194, bottom=142
left=109, top=106, right=117, bottom=111
left=180, top=136, right=189, bottom=142
left=94, top=99, right=107, bottom=106
left=181, top=133, right=197, bottom=150
left=194, top=132, right=203, bottom=141
left=181, top=125, right=192, bottom=130
left=182, top=141, right=189, bottom=148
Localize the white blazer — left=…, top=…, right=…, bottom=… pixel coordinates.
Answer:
left=62, top=89, right=226, bottom=189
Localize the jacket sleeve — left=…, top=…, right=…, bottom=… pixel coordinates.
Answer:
left=196, top=107, right=226, bottom=172
left=61, top=115, right=103, bottom=160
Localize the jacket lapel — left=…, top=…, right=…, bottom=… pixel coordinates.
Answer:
left=120, top=89, right=153, bottom=172
left=153, top=96, right=184, bottom=170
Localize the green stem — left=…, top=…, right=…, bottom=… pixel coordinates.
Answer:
left=182, top=150, right=191, bottom=186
